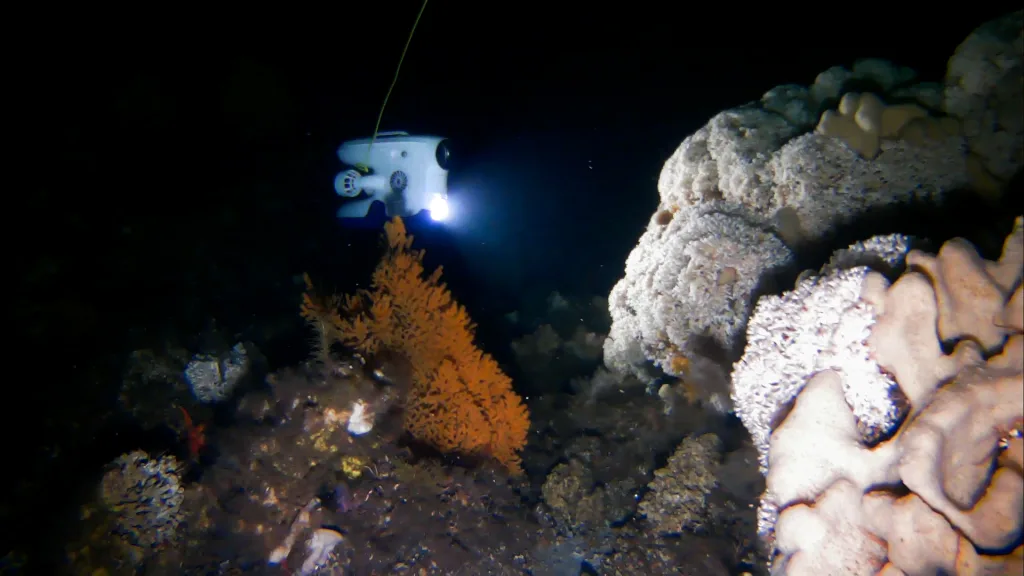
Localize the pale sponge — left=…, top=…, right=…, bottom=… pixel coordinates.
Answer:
left=731, top=217, right=1024, bottom=574
left=814, top=91, right=953, bottom=159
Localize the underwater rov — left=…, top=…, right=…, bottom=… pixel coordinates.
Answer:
left=334, top=132, right=452, bottom=221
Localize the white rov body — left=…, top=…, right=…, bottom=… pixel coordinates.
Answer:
left=334, top=131, right=451, bottom=220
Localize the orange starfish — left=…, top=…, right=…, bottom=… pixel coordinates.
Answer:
left=179, top=406, right=206, bottom=460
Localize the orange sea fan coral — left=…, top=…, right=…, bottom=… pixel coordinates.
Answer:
left=301, top=217, right=530, bottom=473
left=405, top=353, right=530, bottom=473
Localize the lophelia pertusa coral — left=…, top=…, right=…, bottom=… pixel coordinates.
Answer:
left=301, top=217, right=530, bottom=474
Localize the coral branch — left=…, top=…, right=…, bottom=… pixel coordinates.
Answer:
left=302, top=217, right=530, bottom=473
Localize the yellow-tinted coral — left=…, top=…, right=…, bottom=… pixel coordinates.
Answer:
left=302, top=217, right=530, bottom=474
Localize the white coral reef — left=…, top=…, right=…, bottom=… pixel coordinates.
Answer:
left=604, top=10, right=1024, bottom=388
left=731, top=219, right=1024, bottom=575
left=600, top=16, right=1024, bottom=569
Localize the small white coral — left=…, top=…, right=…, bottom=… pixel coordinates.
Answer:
left=300, top=528, right=344, bottom=576
left=346, top=400, right=374, bottom=435
left=731, top=267, right=901, bottom=471
left=821, top=233, right=913, bottom=275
